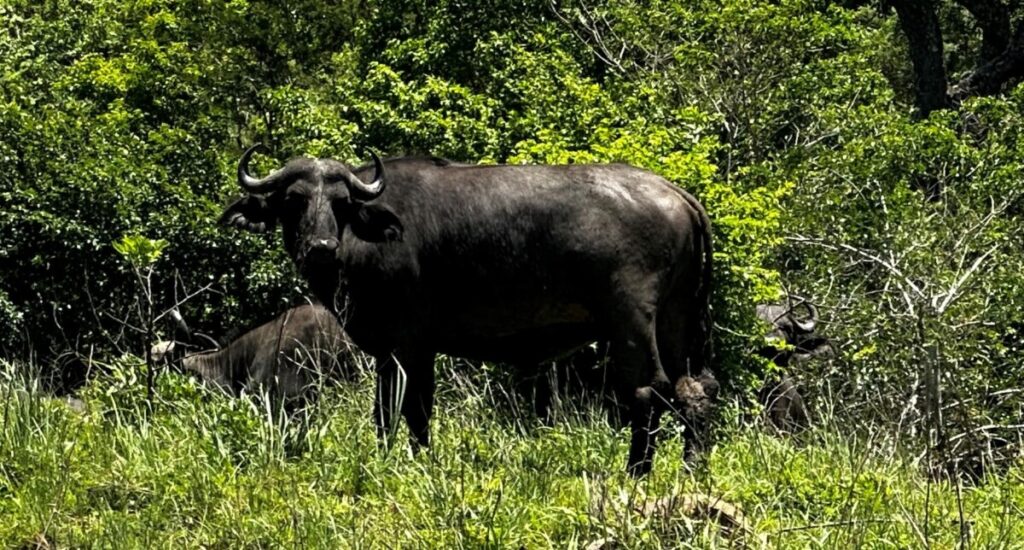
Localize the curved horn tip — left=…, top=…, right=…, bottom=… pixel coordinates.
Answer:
left=367, top=148, right=384, bottom=176
left=371, top=148, right=384, bottom=172
left=237, top=143, right=287, bottom=193
left=238, top=143, right=268, bottom=167
left=246, top=142, right=268, bottom=155
left=794, top=302, right=818, bottom=333
left=349, top=148, right=386, bottom=199
left=804, top=301, right=819, bottom=320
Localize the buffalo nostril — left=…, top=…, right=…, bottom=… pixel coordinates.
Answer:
left=312, top=239, right=339, bottom=251
left=305, top=239, right=340, bottom=264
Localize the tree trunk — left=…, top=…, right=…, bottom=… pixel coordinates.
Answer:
left=954, top=19, right=1024, bottom=99
left=954, top=0, right=1012, bottom=63
left=892, top=0, right=950, bottom=116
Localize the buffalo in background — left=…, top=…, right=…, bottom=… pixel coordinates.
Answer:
left=755, top=298, right=834, bottom=432
left=153, top=304, right=363, bottom=413
left=755, top=300, right=832, bottom=367
left=486, top=297, right=832, bottom=439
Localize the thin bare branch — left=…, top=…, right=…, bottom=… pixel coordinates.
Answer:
left=787, top=234, right=925, bottom=302
left=935, top=243, right=1000, bottom=314
left=153, top=283, right=217, bottom=324
left=949, top=423, right=1024, bottom=444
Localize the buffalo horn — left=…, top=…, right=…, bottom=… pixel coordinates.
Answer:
left=237, top=143, right=293, bottom=194
left=170, top=308, right=192, bottom=342
left=347, top=149, right=385, bottom=200
left=793, top=301, right=818, bottom=333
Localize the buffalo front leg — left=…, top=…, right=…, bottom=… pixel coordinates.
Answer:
left=520, top=362, right=556, bottom=427
left=373, top=350, right=436, bottom=452
left=374, top=354, right=403, bottom=450
left=625, top=386, right=666, bottom=477
left=400, top=350, right=436, bottom=450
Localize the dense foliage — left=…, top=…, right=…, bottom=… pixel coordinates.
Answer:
left=4, top=1, right=1024, bottom=542
left=0, top=0, right=792, bottom=381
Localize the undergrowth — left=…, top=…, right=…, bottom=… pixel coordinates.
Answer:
left=0, top=357, right=1022, bottom=548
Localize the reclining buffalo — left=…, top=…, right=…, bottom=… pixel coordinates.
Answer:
left=154, top=304, right=361, bottom=412
left=219, top=145, right=714, bottom=476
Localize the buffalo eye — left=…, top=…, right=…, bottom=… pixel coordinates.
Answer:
left=332, top=198, right=352, bottom=219
left=283, top=191, right=307, bottom=211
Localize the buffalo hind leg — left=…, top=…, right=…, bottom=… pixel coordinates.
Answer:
left=624, top=384, right=666, bottom=477
left=657, top=281, right=718, bottom=466
left=609, top=304, right=671, bottom=477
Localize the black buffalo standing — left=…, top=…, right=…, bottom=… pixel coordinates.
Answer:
left=219, top=146, right=713, bottom=475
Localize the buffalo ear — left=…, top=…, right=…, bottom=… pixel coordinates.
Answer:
left=352, top=203, right=404, bottom=243
left=219, top=195, right=277, bottom=233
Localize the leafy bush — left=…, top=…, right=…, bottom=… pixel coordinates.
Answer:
left=778, top=97, right=1024, bottom=468
left=0, top=0, right=793, bottom=392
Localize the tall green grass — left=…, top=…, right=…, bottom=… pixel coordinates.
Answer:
left=1, top=357, right=1021, bottom=548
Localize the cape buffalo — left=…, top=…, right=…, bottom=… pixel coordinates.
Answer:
left=758, top=375, right=808, bottom=432
left=219, top=145, right=713, bottom=475
left=154, top=304, right=361, bottom=410
left=755, top=299, right=833, bottom=431
left=755, top=300, right=833, bottom=367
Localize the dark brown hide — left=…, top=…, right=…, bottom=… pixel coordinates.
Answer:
left=758, top=375, right=809, bottom=433
left=221, top=151, right=714, bottom=476
left=180, top=304, right=361, bottom=408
